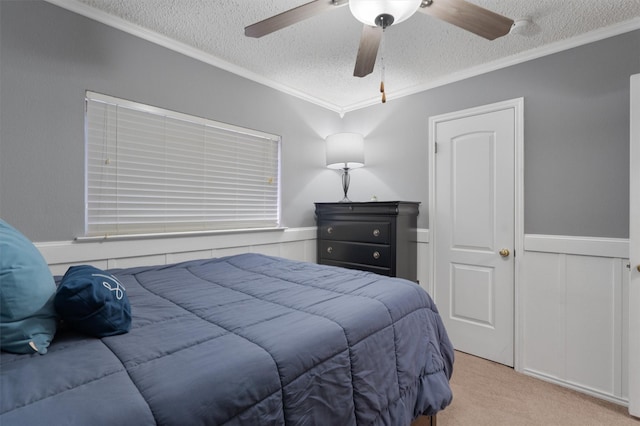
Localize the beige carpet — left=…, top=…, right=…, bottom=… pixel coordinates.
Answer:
left=437, top=351, right=639, bottom=426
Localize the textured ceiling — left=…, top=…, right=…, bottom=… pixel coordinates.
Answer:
left=47, top=0, right=640, bottom=114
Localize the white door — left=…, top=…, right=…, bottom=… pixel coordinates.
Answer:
left=629, top=74, right=640, bottom=418
left=430, top=100, right=522, bottom=367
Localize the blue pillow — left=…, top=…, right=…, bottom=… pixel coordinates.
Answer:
left=55, top=265, right=131, bottom=337
left=0, top=219, right=58, bottom=354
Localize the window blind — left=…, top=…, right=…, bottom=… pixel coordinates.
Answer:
left=85, top=92, right=281, bottom=237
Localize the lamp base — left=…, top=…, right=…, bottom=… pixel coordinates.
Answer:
left=339, top=167, right=352, bottom=202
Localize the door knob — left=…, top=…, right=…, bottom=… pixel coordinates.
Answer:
left=499, top=248, right=510, bottom=257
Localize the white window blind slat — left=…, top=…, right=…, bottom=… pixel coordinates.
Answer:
left=85, top=92, right=281, bottom=237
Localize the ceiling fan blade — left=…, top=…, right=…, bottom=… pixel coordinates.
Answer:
left=353, top=25, right=383, bottom=78
left=245, top=0, right=348, bottom=38
left=419, top=0, right=514, bottom=40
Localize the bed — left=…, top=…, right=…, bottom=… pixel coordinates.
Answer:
left=1, top=252, right=454, bottom=425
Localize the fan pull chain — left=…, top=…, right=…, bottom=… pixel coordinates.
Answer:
left=380, top=28, right=386, bottom=103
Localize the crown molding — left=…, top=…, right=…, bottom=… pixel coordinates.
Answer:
left=340, top=17, right=640, bottom=114
left=43, top=1, right=640, bottom=116
left=43, top=0, right=345, bottom=114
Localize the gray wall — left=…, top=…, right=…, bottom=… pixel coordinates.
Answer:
left=0, top=1, right=342, bottom=241
left=1, top=1, right=637, bottom=241
left=341, top=30, right=638, bottom=238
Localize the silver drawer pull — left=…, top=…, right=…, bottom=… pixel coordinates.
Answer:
left=327, top=226, right=333, bottom=234
left=372, top=229, right=380, bottom=237
left=327, top=246, right=333, bottom=254
left=372, top=251, right=380, bottom=260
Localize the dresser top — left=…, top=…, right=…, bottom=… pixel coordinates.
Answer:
left=315, top=201, right=420, bottom=216
left=314, top=201, right=420, bottom=206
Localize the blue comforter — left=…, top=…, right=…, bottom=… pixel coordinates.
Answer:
left=1, top=253, right=453, bottom=425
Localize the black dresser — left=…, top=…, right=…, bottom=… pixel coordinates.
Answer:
left=315, top=201, right=420, bottom=281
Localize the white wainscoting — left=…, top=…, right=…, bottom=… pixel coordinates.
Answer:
left=521, top=234, right=630, bottom=405
left=36, top=229, right=627, bottom=405
left=36, top=227, right=318, bottom=276
left=38, top=227, right=434, bottom=289
left=416, top=228, right=431, bottom=293
left=416, top=231, right=630, bottom=405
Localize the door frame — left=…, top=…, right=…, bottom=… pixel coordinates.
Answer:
left=629, top=74, right=639, bottom=417
left=428, top=97, right=525, bottom=371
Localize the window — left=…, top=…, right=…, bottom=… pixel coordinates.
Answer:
left=85, top=92, right=280, bottom=238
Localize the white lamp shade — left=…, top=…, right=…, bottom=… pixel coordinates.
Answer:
left=326, top=133, right=365, bottom=170
left=349, top=0, right=422, bottom=27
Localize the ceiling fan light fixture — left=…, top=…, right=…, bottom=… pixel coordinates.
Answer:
left=349, top=0, right=422, bottom=27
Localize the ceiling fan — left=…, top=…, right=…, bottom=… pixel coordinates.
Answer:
left=245, top=0, right=514, bottom=95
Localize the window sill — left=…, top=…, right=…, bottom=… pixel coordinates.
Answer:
left=75, top=227, right=287, bottom=243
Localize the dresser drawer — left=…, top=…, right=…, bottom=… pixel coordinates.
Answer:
left=319, top=240, right=391, bottom=268
left=319, top=221, right=390, bottom=244
left=321, top=260, right=392, bottom=276
left=315, top=201, right=419, bottom=281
